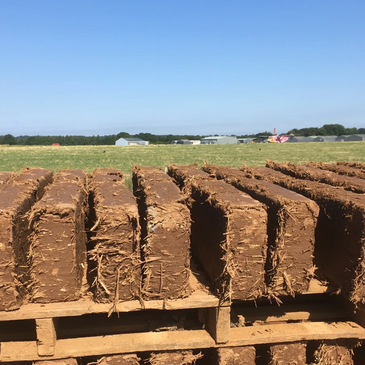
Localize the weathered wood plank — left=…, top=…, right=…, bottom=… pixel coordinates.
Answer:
left=228, top=321, right=365, bottom=346
left=1, top=321, right=364, bottom=362
left=232, top=302, right=349, bottom=325
left=36, top=318, right=56, bottom=356
left=0, top=330, right=215, bottom=361
left=206, top=306, right=230, bottom=344
left=0, top=291, right=219, bottom=321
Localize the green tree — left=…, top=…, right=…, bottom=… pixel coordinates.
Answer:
left=116, top=132, right=131, bottom=139
left=3, top=134, right=16, bottom=145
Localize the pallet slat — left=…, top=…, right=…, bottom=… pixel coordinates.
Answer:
left=0, top=291, right=220, bottom=321
left=1, top=321, right=364, bottom=362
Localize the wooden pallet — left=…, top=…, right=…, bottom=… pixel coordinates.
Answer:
left=1, top=291, right=365, bottom=362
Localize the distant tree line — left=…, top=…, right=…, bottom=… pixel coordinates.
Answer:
left=0, top=124, right=364, bottom=145
left=287, top=124, right=365, bottom=137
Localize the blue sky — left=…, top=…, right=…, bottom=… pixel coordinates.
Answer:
left=1, top=0, right=364, bottom=136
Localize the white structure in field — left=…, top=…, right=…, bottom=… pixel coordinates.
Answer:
left=200, top=136, right=238, bottom=145
left=115, top=137, right=149, bottom=146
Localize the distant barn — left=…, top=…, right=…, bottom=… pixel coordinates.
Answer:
left=200, top=136, right=238, bottom=145
left=238, top=138, right=255, bottom=144
left=115, top=137, right=149, bottom=146
left=344, top=134, right=365, bottom=142
left=175, top=139, right=201, bottom=145
left=313, top=136, right=338, bottom=142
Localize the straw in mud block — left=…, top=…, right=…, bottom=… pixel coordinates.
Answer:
left=133, top=166, right=191, bottom=300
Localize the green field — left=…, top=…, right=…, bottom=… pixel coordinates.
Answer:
left=1, top=142, right=364, bottom=174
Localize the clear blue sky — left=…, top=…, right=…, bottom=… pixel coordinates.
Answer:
left=1, top=0, right=364, bottom=136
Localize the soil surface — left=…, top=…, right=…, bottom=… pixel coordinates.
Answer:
left=306, top=162, right=365, bottom=180
left=217, top=346, right=255, bottom=365
left=96, top=354, right=141, bottom=365
left=267, top=161, right=365, bottom=194
left=313, top=340, right=355, bottom=365
left=270, top=342, right=307, bottom=364
left=147, top=351, right=203, bottom=365
left=337, top=161, right=365, bottom=170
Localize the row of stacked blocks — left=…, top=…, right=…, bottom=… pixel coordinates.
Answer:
left=1, top=163, right=365, bottom=305
left=2, top=163, right=365, bottom=363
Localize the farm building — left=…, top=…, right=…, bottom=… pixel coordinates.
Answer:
left=175, top=139, right=201, bottom=145
left=176, top=140, right=192, bottom=145
left=335, top=135, right=351, bottom=142
left=287, top=136, right=316, bottom=143
left=200, top=136, right=238, bottom=145
left=238, top=138, right=255, bottom=144
left=313, top=136, right=338, bottom=142
left=115, top=137, right=149, bottom=146
left=345, top=134, right=365, bottom=142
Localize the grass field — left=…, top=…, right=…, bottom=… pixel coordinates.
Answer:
left=0, top=142, right=364, bottom=174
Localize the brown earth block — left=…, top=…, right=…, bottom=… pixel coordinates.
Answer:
left=33, top=359, right=78, bottom=365
left=216, top=346, right=255, bottom=365
left=337, top=161, right=365, bottom=170
left=93, top=168, right=124, bottom=179
left=0, top=171, right=15, bottom=184
left=132, top=166, right=191, bottom=300
left=29, top=180, right=87, bottom=303
left=307, top=162, right=365, bottom=180
left=53, top=169, right=86, bottom=184
left=190, top=179, right=267, bottom=300
left=167, top=164, right=212, bottom=191
left=241, top=163, right=365, bottom=306
left=270, top=342, right=306, bottom=365
left=313, top=340, right=355, bottom=365
left=15, top=167, right=53, bottom=200
left=89, top=175, right=140, bottom=302
left=266, top=161, right=365, bottom=194
left=96, top=354, right=141, bottom=365
left=0, top=168, right=53, bottom=310
left=203, top=164, right=319, bottom=296
left=147, top=351, right=203, bottom=365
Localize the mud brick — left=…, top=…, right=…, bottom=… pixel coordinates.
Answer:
left=96, top=354, right=141, bottom=365
left=14, top=167, right=53, bottom=199
left=167, top=163, right=211, bottom=191
left=91, top=168, right=124, bottom=185
left=132, top=166, right=191, bottom=300
left=337, top=161, right=365, bottom=170
left=29, top=179, right=87, bottom=303
left=33, top=359, right=78, bottom=365
left=53, top=169, right=86, bottom=184
left=90, top=172, right=140, bottom=302
left=203, top=164, right=319, bottom=296
left=270, top=342, right=307, bottom=365
left=190, top=178, right=267, bottom=300
left=217, top=346, right=255, bottom=365
left=0, top=168, right=52, bottom=310
left=267, top=161, right=365, bottom=194
left=148, top=351, right=203, bottom=365
left=0, top=171, right=15, bottom=184
left=241, top=163, right=365, bottom=306
left=307, top=161, right=365, bottom=180
left=313, top=340, right=355, bottom=365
